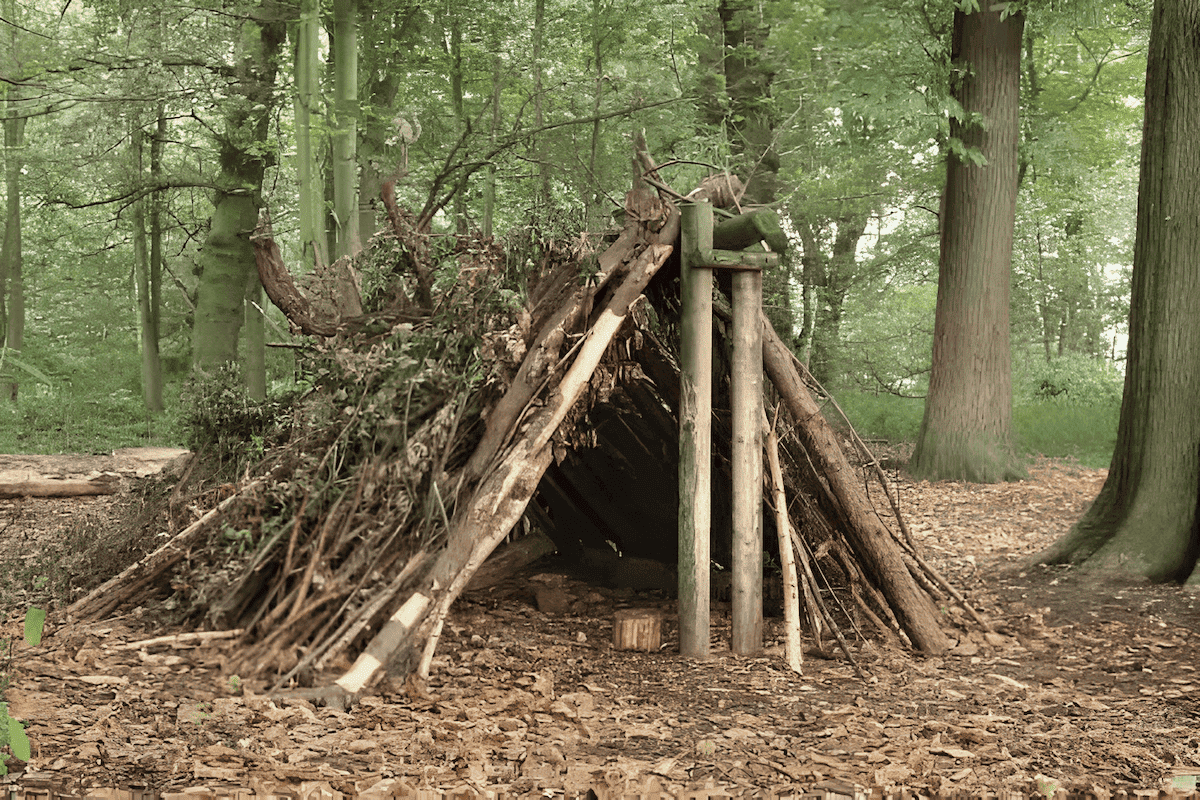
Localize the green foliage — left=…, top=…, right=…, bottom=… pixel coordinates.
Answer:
left=1013, top=400, right=1118, bottom=468
left=1, top=608, right=45, bottom=775
left=1016, top=351, right=1124, bottom=406
left=180, top=363, right=292, bottom=472
left=833, top=385, right=1119, bottom=470
left=0, top=384, right=182, bottom=454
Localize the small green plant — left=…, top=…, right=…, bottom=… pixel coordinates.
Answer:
left=182, top=701, right=213, bottom=724
left=228, top=675, right=242, bottom=694
left=221, top=526, right=256, bottom=555
left=1, top=608, right=45, bottom=776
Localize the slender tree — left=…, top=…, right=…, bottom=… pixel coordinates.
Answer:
left=1038, top=0, right=1200, bottom=585
left=1, top=0, right=29, bottom=402
left=331, top=0, right=361, bottom=259
left=131, top=125, right=163, bottom=411
left=294, top=0, right=327, bottom=270
left=910, top=3, right=1025, bottom=482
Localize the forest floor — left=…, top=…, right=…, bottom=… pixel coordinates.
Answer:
left=1, top=454, right=1198, bottom=798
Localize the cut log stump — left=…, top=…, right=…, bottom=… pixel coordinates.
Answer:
left=613, top=608, right=664, bottom=651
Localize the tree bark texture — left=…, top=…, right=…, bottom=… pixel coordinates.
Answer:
left=1038, top=0, right=1200, bottom=584
left=192, top=11, right=285, bottom=371
left=711, top=0, right=779, bottom=205
left=911, top=7, right=1025, bottom=483
left=294, top=0, right=327, bottom=271
left=331, top=0, right=361, bottom=259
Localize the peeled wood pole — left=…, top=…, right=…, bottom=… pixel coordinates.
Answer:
left=678, top=202, right=713, bottom=659
left=730, top=265, right=763, bottom=655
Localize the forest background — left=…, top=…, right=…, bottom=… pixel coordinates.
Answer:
left=0, top=0, right=1147, bottom=469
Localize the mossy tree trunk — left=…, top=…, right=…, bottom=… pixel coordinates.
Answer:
left=192, top=10, right=285, bottom=372
left=1038, top=0, right=1200, bottom=585
left=910, top=5, right=1025, bottom=483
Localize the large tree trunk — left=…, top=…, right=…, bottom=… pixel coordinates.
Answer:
left=1038, top=0, right=1200, bottom=585
left=910, top=6, right=1025, bottom=483
left=192, top=10, right=284, bottom=371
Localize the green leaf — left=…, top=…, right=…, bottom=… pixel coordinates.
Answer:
left=8, top=716, right=31, bottom=762
left=25, top=607, right=46, bottom=647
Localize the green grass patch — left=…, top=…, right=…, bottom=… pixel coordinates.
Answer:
left=0, top=386, right=185, bottom=454
left=827, top=390, right=925, bottom=443
left=831, top=389, right=1119, bottom=470
left=1012, top=400, right=1119, bottom=469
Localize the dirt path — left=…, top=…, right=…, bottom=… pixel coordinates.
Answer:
left=2, top=458, right=1198, bottom=797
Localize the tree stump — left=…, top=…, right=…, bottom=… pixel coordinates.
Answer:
left=613, top=609, right=664, bottom=651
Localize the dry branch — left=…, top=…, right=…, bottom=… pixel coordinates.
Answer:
left=760, top=310, right=950, bottom=654
left=289, top=232, right=677, bottom=704
left=252, top=211, right=339, bottom=337
left=765, top=412, right=803, bottom=674
left=66, top=475, right=272, bottom=621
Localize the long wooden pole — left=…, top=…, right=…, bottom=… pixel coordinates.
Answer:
left=731, top=265, right=763, bottom=655
left=678, top=202, right=712, bottom=659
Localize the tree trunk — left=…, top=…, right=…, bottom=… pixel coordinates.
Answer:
left=910, top=6, right=1025, bottom=483
left=244, top=273, right=266, bottom=401
left=1038, top=0, right=1200, bottom=585
left=192, top=10, right=284, bottom=371
left=132, top=126, right=163, bottom=412
left=148, top=111, right=166, bottom=408
left=532, top=0, right=550, bottom=204
left=331, top=0, right=360, bottom=259
left=1, top=87, right=25, bottom=404
left=716, top=0, right=779, bottom=205
left=294, top=0, right=327, bottom=270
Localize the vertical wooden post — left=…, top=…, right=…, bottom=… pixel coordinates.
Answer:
left=678, top=202, right=712, bottom=659
left=731, top=267, right=763, bottom=655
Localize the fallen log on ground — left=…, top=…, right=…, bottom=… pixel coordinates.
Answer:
left=0, top=474, right=120, bottom=498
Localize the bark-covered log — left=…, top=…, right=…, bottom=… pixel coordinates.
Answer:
left=760, top=311, right=950, bottom=654
left=0, top=474, right=119, bottom=498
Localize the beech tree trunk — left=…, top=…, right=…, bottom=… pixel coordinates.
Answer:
left=294, top=0, right=326, bottom=271
left=193, top=10, right=284, bottom=371
left=1038, top=0, right=1200, bottom=585
left=911, top=6, right=1025, bottom=483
